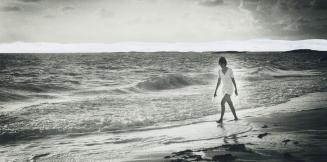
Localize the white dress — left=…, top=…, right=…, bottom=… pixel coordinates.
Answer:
left=218, top=68, right=234, bottom=96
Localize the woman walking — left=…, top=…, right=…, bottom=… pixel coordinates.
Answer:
left=214, top=57, right=238, bottom=123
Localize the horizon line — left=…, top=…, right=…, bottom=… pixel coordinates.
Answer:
left=0, top=39, right=327, bottom=53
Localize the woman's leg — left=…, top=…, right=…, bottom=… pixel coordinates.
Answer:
left=217, top=94, right=228, bottom=123
left=226, top=95, right=238, bottom=120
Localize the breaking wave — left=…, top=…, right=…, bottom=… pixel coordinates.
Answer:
left=0, top=84, right=74, bottom=102
left=244, top=67, right=321, bottom=81
left=0, top=90, right=28, bottom=102
left=0, top=111, right=213, bottom=143
left=136, top=74, right=206, bottom=91
left=73, top=73, right=214, bottom=96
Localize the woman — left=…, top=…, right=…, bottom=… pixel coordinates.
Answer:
left=214, top=57, right=238, bottom=123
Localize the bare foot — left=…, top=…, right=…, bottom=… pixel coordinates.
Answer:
left=234, top=117, right=239, bottom=121
left=216, top=119, right=223, bottom=123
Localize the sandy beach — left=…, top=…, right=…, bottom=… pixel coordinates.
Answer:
left=3, top=93, right=326, bottom=162
left=127, top=92, right=327, bottom=162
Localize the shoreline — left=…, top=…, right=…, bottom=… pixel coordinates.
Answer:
left=128, top=92, right=327, bottom=162
left=1, top=92, right=326, bottom=162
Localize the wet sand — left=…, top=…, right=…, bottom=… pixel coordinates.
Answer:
left=130, top=92, right=327, bottom=162
left=9, top=92, right=326, bottom=162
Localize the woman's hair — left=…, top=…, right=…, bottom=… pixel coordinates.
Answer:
left=219, top=57, right=227, bottom=65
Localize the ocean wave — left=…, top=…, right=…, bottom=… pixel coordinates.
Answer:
left=0, top=115, right=157, bottom=143
left=0, top=90, right=29, bottom=102
left=73, top=87, right=137, bottom=96
left=74, top=90, right=113, bottom=95
left=73, top=73, right=212, bottom=96
left=0, top=108, right=212, bottom=143
left=244, top=67, right=321, bottom=81
left=2, top=83, right=74, bottom=93
left=0, top=83, right=74, bottom=102
left=136, top=74, right=206, bottom=91
left=0, top=128, right=62, bottom=143
left=0, top=109, right=234, bottom=144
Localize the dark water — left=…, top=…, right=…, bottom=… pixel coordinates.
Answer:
left=0, top=51, right=326, bottom=143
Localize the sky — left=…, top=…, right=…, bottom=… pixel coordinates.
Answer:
left=0, top=0, right=327, bottom=43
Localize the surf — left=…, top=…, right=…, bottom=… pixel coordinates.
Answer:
left=243, top=67, right=321, bottom=81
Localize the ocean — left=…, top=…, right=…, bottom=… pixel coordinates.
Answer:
left=0, top=50, right=326, bottom=161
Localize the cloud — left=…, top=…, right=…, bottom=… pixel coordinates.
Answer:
left=44, top=14, right=56, bottom=19
left=62, top=6, right=74, bottom=11
left=18, top=0, right=42, bottom=3
left=311, top=0, right=327, bottom=9
left=0, top=0, right=326, bottom=42
left=61, top=6, right=75, bottom=14
left=240, top=0, right=327, bottom=39
left=199, top=0, right=224, bottom=6
left=98, top=8, right=114, bottom=18
left=19, top=0, right=41, bottom=3
left=0, top=6, right=22, bottom=12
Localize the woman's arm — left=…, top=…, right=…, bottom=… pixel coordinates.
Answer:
left=231, top=78, right=238, bottom=96
left=214, top=78, right=221, bottom=97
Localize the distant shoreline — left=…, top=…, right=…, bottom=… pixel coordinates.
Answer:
left=0, top=49, right=326, bottom=55
left=1, top=39, right=327, bottom=53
